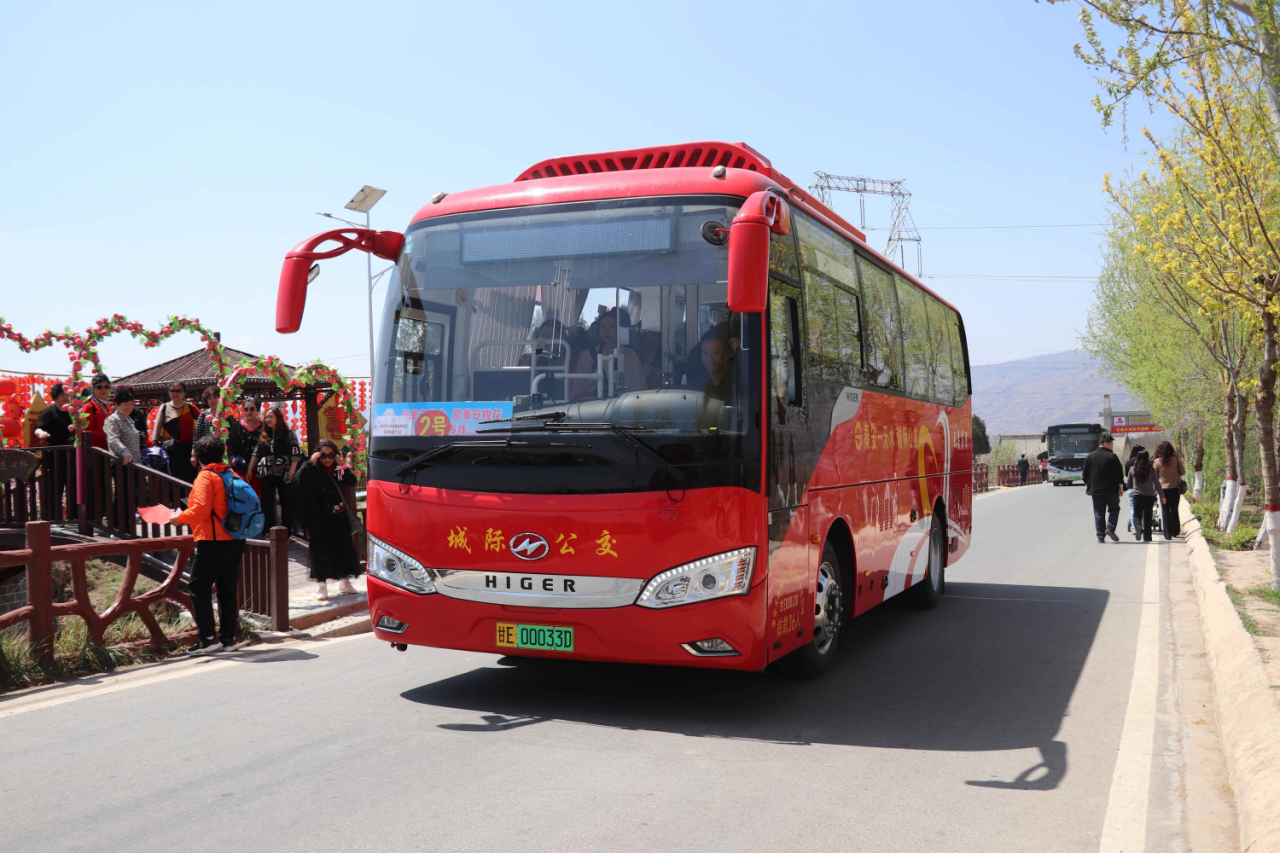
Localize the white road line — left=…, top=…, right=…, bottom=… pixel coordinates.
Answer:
left=0, top=634, right=370, bottom=720
left=1097, top=542, right=1161, bottom=853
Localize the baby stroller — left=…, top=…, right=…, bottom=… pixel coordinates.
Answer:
left=1126, top=489, right=1163, bottom=538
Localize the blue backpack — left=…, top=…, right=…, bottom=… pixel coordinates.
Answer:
left=215, top=471, right=265, bottom=539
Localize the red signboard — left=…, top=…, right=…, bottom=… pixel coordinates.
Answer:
left=1112, top=423, right=1164, bottom=434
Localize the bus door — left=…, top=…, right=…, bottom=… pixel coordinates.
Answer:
left=766, top=276, right=815, bottom=661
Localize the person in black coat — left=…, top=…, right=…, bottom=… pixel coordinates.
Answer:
left=1016, top=454, right=1030, bottom=486
left=1083, top=432, right=1125, bottom=543
left=292, top=439, right=362, bottom=601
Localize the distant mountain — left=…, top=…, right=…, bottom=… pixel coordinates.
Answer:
left=971, top=350, right=1135, bottom=437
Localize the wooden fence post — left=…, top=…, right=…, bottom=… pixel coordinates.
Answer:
left=270, top=526, right=290, bottom=632
left=25, top=520, right=54, bottom=667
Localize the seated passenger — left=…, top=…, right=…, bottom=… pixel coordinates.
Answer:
left=569, top=308, right=644, bottom=400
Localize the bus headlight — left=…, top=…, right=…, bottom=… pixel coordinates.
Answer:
left=635, top=548, right=755, bottom=609
left=368, top=535, right=436, bottom=595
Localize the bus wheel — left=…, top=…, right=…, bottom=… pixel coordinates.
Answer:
left=912, top=515, right=947, bottom=609
left=780, top=543, right=843, bottom=678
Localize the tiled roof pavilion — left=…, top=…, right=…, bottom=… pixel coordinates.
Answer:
left=115, top=347, right=314, bottom=407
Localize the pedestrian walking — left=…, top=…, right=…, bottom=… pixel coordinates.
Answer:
left=170, top=437, right=246, bottom=654
left=34, top=382, right=74, bottom=518
left=1083, top=431, right=1124, bottom=543
left=1017, top=453, right=1030, bottom=486
left=152, top=380, right=200, bottom=482
left=250, top=406, right=302, bottom=533
left=1153, top=440, right=1187, bottom=539
left=293, top=439, right=362, bottom=601
left=80, top=372, right=113, bottom=449
left=1039, top=456, right=1048, bottom=482
left=1126, top=450, right=1163, bottom=542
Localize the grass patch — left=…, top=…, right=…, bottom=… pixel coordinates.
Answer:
left=1248, top=585, right=1280, bottom=608
left=1202, top=524, right=1260, bottom=551
left=1226, top=585, right=1270, bottom=636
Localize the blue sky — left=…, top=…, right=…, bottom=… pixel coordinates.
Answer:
left=0, top=0, right=1158, bottom=381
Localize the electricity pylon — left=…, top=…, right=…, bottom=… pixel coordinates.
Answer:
left=808, top=172, right=922, bottom=276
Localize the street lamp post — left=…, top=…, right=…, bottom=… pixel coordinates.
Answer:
left=318, top=184, right=387, bottom=386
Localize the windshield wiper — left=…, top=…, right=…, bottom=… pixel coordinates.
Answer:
left=390, top=440, right=513, bottom=478
left=478, top=422, right=685, bottom=487
left=478, top=410, right=567, bottom=425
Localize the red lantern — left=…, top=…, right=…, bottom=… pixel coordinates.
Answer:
left=0, top=418, right=21, bottom=438
left=0, top=378, right=16, bottom=396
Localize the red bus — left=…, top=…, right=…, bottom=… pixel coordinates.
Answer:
left=277, top=141, right=973, bottom=676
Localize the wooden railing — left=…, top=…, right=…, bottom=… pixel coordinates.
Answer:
left=0, top=446, right=78, bottom=527
left=0, top=520, right=293, bottom=664
left=241, top=527, right=291, bottom=632
left=974, top=464, right=989, bottom=494
left=0, top=521, right=195, bottom=665
left=83, top=447, right=193, bottom=540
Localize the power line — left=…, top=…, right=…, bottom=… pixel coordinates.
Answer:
left=925, top=274, right=1099, bottom=282
left=858, top=141, right=1145, bottom=171
left=866, top=223, right=1099, bottom=231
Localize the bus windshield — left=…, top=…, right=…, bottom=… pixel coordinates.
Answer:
left=1048, top=430, right=1098, bottom=458
left=371, top=196, right=762, bottom=495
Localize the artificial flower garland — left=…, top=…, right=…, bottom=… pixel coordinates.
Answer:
left=0, top=314, right=365, bottom=470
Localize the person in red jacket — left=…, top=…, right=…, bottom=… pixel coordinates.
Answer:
left=172, top=436, right=245, bottom=654
left=80, top=373, right=113, bottom=449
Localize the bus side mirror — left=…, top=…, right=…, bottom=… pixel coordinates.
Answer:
left=727, top=191, right=790, bottom=314
left=276, top=228, right=403, bottom=333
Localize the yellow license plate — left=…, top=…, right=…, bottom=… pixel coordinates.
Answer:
left=496, top=622, right=574, bottom=652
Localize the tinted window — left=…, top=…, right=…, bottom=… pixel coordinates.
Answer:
left=770, top=230, right=800, bottom=280
left=895, top=275, right=931, bottom=400
left=858, top=257, right=905, bottom=389
left=924, top=296, right=954, bottom=405
left=795, top=213, right=862, bottom=384
left=769, top=280, right=803, bottom=411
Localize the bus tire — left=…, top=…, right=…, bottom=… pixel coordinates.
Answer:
left=778, top=542, right=844, bottom=678
left=911, top=514, right=947, bottom=609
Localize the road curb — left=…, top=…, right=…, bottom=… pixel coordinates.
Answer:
left=1179, top=504, right=1280, bottom=853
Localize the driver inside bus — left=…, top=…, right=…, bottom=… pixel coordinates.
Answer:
left=699, top=323, right=734, bottom=405
left=517, top=319, right=568, bottom=367
left=569, top=308, right=644, bottom=400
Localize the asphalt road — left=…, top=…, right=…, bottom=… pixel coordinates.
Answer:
left=0, top=485, right=1232, bottom=852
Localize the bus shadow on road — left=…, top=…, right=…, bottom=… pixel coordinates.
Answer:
left=401, top=581, right=1108, bottom=789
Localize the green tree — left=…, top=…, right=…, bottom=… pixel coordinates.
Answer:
left=972, top=416, right=992, bottom=455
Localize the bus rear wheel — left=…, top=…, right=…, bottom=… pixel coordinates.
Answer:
left=911, top=515, right=947, bottom=609
left=779, top=543, right=844, bottom=678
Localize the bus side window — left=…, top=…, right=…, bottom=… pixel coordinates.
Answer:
left=769, top=280, right=803, bottom=411
left=924, top=296, right=954, bottom=406
left=895, top=275, right=931, bottom=400
left=857, top=256, right=905, bottom=390
left=770, top=229, right=800, bottom=280
left=794, top=211, right=861, bottom=384
left=946, top=308, right=970, bottom=403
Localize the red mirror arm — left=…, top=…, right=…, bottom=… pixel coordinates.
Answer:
left=276, top=228, right=405, bottom=333
left=731, top=191, right=791, bottom=236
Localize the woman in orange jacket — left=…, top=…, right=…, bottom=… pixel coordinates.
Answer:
left=172, top=436, right=245, bottom=654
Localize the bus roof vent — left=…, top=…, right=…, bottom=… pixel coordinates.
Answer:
left=515, top=141, right=775, bottom=182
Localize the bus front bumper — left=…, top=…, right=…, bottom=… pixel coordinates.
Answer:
left=367, top=574, right=772, bottom=670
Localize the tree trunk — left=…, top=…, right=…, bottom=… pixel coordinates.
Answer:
left=1227, top=387, right=1251, bottom=532
left=1193, top=423, right=1205, bottom=499
left=1221, top=380, right=1239, bottom=529
left=1255, top=306, right=1280, bottom=592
